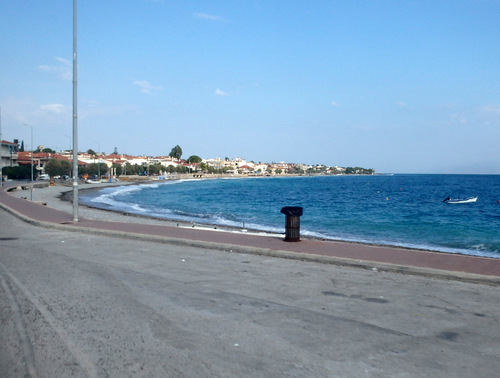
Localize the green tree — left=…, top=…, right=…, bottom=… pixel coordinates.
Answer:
left=146, top=163, right=163, bottom=175
left=129, top=164, right=142, bottom=175
left=199, top=162, right=209, bottom=172
left=44, top=159, right=72, bottom=177
left=169, top=145, right=183, bottom=160
left=112, top=163, right=123, bottom=176
left=122, top=163, right=132, bottom=175
left=84, top=163, right=109, bottom=177
left=35, top=147, right=56, bottom=153
left=175, top=164, right=188, bottom=173
left=87, top=149, right=97, bottom=156
left=187, top=155, right=202, bottom=164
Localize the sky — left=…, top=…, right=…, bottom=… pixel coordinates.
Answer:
left=1, top=0, right=500, bottom=174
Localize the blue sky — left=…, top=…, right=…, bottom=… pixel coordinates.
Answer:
left=1, top=0, right=499, bottom=173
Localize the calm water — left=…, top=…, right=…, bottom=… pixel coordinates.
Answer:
left=81, top=175, right=500, bottom=258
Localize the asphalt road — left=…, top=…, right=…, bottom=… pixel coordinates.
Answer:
left=1, top=209, right=499, bottom=377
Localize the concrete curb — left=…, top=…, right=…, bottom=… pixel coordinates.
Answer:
left=2, top=201, right=499, bottom=286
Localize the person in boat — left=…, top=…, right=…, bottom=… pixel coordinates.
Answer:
left=442, top=196, right=451, bottom=202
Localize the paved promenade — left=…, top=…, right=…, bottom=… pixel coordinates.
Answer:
left=1, top=183, right=499, bottom=284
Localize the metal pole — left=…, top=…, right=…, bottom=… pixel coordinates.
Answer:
left=72, top=0, right=79, bottom=221
left=0, top=106, right=3, bottom=188
left=23, top=123, right=33, bottom=201
left=30, top=125, right=33, bottom=200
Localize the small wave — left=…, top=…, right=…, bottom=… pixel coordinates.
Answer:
left=79, top=175, right=500, bottom=259
left=299, top=229, right=500, bottom=258
left=83, top=180, right=184, bottom=207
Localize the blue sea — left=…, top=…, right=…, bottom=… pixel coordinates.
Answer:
left=80, top=174, right=500, bottom=258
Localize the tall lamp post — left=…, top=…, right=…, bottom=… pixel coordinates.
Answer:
left=23, top=123, right=34, bottom=201
left=0, top=106, right=3, bottom=188
left=72, top=0, right=79, bottom=221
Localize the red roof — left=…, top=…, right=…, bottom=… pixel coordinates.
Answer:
left=17, top=151, right=87, bottom=166
left=1, top=140, right=18, bottom=146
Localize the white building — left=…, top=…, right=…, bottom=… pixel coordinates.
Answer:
left=0, top=140, right=18, bottom=169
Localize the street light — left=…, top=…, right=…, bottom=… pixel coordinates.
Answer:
left=23, top=123, right=34, bottom=201
left=72, top=0, right=79, bottom=221
left=0, top=106, right=3, bottom=188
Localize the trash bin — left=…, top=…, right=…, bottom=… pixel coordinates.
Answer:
left=280, top=206, right=303, bottom=242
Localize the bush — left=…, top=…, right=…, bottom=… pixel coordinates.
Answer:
left=2, top=165, right=34, bottom=180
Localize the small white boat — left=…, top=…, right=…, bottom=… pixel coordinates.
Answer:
left=443, top=196, right=478, bottom=204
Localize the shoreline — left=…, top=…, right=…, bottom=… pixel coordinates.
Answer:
left=4, top=180, right=500, bottom=281
left=7, top=179, right=499, bottom=260
left=15, top=181, right=285, bottom=238
left=71, top=184, right=287, bottom=238
left=14, top=180, right=496, bottom=259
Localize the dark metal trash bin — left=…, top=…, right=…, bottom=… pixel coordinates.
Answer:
left=280, top=206, right=303, bottom=242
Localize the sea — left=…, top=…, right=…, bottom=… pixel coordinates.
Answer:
left=80, top=174, right=500, bottom=259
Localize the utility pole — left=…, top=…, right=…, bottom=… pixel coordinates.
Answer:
left=23, top=123, right=34, bottom=201
left=0, top=106, right=3, bottom=188
left=72, top=0, right=79, bottom=221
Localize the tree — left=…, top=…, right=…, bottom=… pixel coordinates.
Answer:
left=169, top=145, right=182, bottom=160
left=83, top=163, right=108, bottom=177
left=175, top=165, right=188, bottom=173
left=112, top=163, right=122, bottom=176
left=34, top=147, right=56, bottom=153
left=123, top=163, right=137, bottom=175
left=187, top=155, right=202, bottom=164
left=147, top=164, right=162, bottom=175
left=87, top=149, right=97, bottom=156
left=291, top=166, right=304, bottom=174
left=44, top=159, right=72, bottom=177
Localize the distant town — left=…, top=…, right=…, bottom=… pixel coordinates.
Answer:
left=1, top=140, right=375, bottom=181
